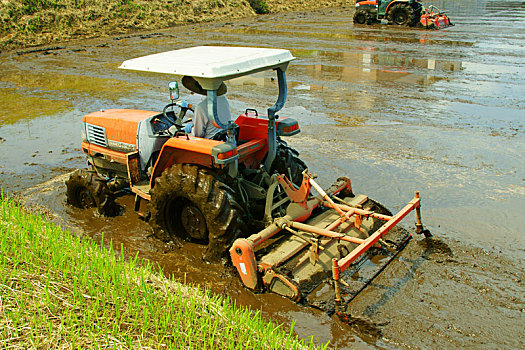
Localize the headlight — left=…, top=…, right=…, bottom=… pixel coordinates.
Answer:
left=81, top=122, right=87, bottom=142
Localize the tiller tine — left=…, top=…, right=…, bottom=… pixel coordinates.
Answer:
left=230, top=173, right=430, bottom=311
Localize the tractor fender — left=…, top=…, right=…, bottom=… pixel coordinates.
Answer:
left=356, top=3, right=378, bottom=12
left=149, top=136, right=238, bottom=187
left=355, top=0, right=378, bottom=6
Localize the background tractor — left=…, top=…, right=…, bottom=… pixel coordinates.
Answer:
left=353, top=0, right=452, bottom=29
left=67, top=46, right=430, bottom=310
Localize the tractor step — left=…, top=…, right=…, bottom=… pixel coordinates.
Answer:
left=126, top=151, right=151, bottom=201
left=130, top=181, right=151, bottom=220
left=130, top=180, right=151, bottom=200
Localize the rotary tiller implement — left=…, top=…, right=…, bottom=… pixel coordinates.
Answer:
left=420, top=5, right=453, bottom=29
left=230, top=173, right=430, bottom=311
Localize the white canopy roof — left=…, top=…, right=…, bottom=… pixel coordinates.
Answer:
left=119, top=46, right=295, bottom=90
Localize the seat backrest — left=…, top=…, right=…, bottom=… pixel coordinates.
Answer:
left=211, top=123, right=240, bottom=143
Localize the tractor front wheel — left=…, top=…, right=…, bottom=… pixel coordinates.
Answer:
left=65, top=169, right=119, bottom=216
left=353, top=9, right=371, bottom=25
left=149, top=164, right=246, bottom=261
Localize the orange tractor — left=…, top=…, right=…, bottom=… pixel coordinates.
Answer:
left=67, top=46, right=431, bottom=311
left=353, top=0, right=453, bottom=29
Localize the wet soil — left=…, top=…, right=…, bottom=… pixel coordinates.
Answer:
left=1, top=1, right=524, bottom=348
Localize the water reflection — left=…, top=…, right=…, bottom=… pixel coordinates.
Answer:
left=229, top=72, right=324, bottom=91
left=229, top=51, right=462, bottom=91
left=425, top=0, right=525, bottom=17
left=423, top=0, right=488, bottom=15
left=300, top=51, right=461, bottom=86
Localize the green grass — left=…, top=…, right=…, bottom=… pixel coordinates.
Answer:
left=249, top=0, right=270, bottom=14
left=0, top=191, right=328, bottom=349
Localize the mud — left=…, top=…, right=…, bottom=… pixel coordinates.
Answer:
left=1, top=1, right=524, bottom=348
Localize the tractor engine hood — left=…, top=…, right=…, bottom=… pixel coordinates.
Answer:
left=83, top=109, right=156, bottom=150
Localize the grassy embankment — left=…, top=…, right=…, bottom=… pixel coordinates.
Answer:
left=0, top=192, right=326, bottom=349
left=0, top=0, right=347, bottom=51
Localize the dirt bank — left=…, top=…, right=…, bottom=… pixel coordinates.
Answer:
left=0, top=0, right=347, bottom=51
left=266, top=0, right=347, bottom=12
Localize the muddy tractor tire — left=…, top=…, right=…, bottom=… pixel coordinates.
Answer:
left=388, top=3, right=417, bottom=26
left=411, top=1, right=423, bottom=26
left=272, top=140, right=308, bottom=186
left=65, top=169, right=118, bottom=216
left=353, top=9, right=371, bottom=25
left=149, top=164, right=246, bottom=261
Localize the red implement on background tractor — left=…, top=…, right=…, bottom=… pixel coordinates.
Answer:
left=353, top=0, right=453, bottom=29
left=67, top=46, right=431, bottom=313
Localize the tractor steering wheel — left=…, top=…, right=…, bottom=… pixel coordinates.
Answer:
left=162, top=102, right=186, bottom=130
left=162, top=101, right=194, bottom=136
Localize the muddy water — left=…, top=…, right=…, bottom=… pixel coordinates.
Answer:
left=1, top=0, right=524, bottom=348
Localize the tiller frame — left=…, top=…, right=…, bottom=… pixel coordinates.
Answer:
left=230, top=173, right=430, bottom=306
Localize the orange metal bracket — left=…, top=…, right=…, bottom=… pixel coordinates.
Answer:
left=276, top=173, right=311, bottom=208
left=229, top=239, right=259, bottom=290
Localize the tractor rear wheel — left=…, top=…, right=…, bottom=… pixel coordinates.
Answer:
left=353, top=9, right=371, bottom=25
left=65, top=169, right=118, bottom=216
left=149, top=164, right=246, bottom=261
left=387, top=3, right=415, bottom=26
left=272, top=140, right=308, bottom=187
left=411, top=2, right=423, bottom=26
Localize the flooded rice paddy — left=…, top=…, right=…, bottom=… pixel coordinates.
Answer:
left=0, top=0, right=524, bottom=348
